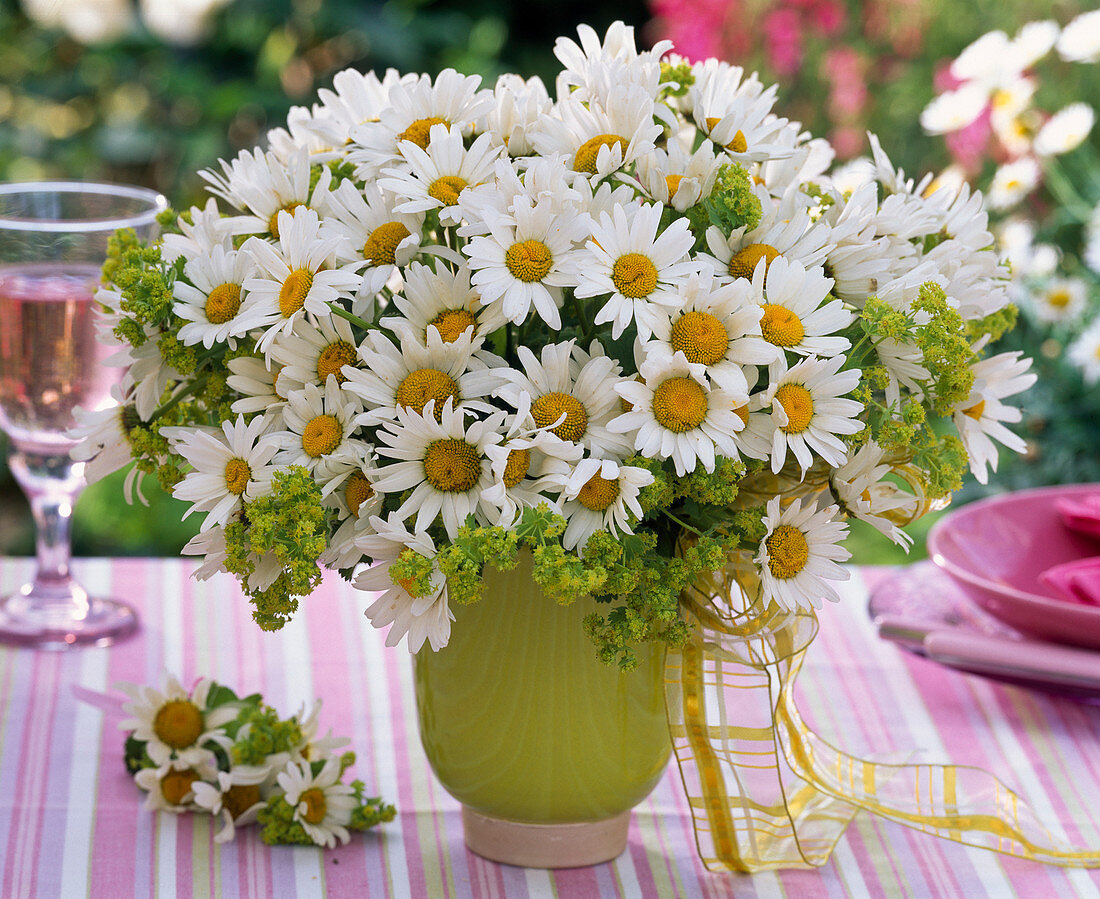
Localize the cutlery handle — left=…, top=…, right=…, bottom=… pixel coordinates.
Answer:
left=924, top=630, right=1100, bottom=687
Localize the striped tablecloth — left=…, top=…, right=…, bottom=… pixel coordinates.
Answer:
left=1, top=557, right=1099, bottom=898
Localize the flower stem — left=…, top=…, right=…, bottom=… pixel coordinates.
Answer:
left=326, top=302, right=373, bottom=331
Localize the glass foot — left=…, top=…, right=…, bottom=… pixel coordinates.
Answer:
left=0, top=579, right=138, bottom=649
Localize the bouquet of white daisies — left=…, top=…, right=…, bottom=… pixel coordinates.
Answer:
left=77, top=21, right=1033, bottom=667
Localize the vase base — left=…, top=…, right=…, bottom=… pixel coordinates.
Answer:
left=461, top=806, right=630, bottom=868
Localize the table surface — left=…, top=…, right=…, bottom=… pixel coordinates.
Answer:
left=1, top=557, right=1099, bottom=898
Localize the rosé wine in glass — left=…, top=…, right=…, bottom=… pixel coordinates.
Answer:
left=0, top=262, right=120, bottom=452
left=0, top=181, right=166, bottom=649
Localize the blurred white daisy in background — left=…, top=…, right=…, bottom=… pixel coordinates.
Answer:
left=1057, top=9, right=1100, bottom=63
left=1034, top=103, right=1095, bottom=156
left=1028, top=277, right=1088, bottom=324
left=987, top=157, right=1041, bottom=210
left=1068, top=318, right=1100, bottom=384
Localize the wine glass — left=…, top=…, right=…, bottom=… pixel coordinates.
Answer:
left=0, top=181, right=167, bottom=648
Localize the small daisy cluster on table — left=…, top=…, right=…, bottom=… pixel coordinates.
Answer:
left=78, top=21, right=1033, bottom=668
left=119, top=674, right=395, bottom=847
left=921, top=10, right=1100, bottom=486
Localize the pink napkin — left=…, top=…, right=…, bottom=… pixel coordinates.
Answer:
left=1055, top=494, right=1100, bottom=541
left=1039, top=557, right=1100, bottom=606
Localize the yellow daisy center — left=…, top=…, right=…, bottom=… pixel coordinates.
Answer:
left=268, top=203, right=305, bottom=239
left=160, top=769, right=199, bottom=806
left=573, top=134, right=628, bottom=174
left=153, top=699, right=204, bottom=749
left=611, top=253, right=659, bottom=298
left=665, top=174, right=684, bottom=200
left=302, top=414, right=342, bottom=457
left=1047, top=289, right=1071, bottom=309
left=363, top=221, right=411, bottom=267
left=279, top=268, right=314, bottom=318
left=671, top=311, right=729, bottom=365
left=765, top=524, right=810, bottom=579
left=395, top=368, right=460, bottom=419
left=759, top=303, right=806, bottom=347
left=428, top=308, right=477, bottom=343
left=531, top=392, right=589, bottom=442
left=503, top=448, right=531, bottom=487
left=652, top=377, right=708, bottom=432
left=224, top=458, right=251, bottom=496
left=505, top=239, right=553, bottom=283
left=577, top=472, right=621, bottom=511
left=733, top=403, right=750, bottom=426
left=204, top=282, right=241, bottom=324
left=344, top=470, right=374, bottom=518
left=299, top=787, right=328, bottom=825
left=428, top=175, right=467, bottom=207
left=728, top=243, right=781, bottom=281
left=423, top=438, right=482, bottom=492
left=223, top=783, right=262, bottom=821
left=962, top=400, right=985, bottom=420
left=317, top=340, right=357, bottom=383
left=728, top=129, right=748, bottom=153
left=774, top=383, right=814, bottom=433
left=398, top=116, right=449, bottom=149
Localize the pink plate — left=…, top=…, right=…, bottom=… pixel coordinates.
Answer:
left=927, top=483, right=1100, bottom=650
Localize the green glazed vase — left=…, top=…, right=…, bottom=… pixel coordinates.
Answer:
left=412, top=550, right=672, bottom=868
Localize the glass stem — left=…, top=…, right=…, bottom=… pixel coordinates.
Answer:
left=8, top=449, right=85, bottom=603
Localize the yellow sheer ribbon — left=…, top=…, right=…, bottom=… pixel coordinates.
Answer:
left=666, top=548, right=1100, bottom=872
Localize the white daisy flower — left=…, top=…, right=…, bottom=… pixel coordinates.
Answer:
left=347, top=68, right=496, bottom=178
left=742, top=354, right=864, bottom=475
left=694, top=70, right=794, bottom=164
left=636, top=139, right=723, bottom=212
left=748, top=255, right=851, bottom=362
left=372, top=400, right=506, bottom=537
left=266, top=376, right=364, bottom=490
left=1033, top=103, right=1095, bottom=157
left=645, top=271, right=777, bottom=394
left=308, top=67, right=416, bottom=154
left=354, top=513, right=452, bottom=652
left=496, top=340, right=633, bottom=458
left=987, top=157, right=1041, bottom=211
left=704, top=189, right=834, bottom=283
left=135, top=765, right=207, bottom=814
left=160, top=198, right=234, bottom=264
left=70, top=391, right=142, bottom=494
left=830, top=441, right=916, bottom=549
left=164, top=415, right=278, bottom=531
left=239, top=207, right=364, bottom=353
left=174, top=243, right=263, bottom=349
left=486, top=73, right=552, bottom=157
left=277, top=757, right=356, bottom=848
left=1057, top=9, right=1100, bottom=63
left=755, top=496, right=851, bottom=612
left=953, top=351, right=1036, bottom=484
left=192, top=767, right=269, bottom=843
left=269, top=315, right=361, bottom=389
left=321, top=458, right=384, bottom=571
left=378, top=124, right=501, bottom=228
left=481, top=397, right=584, bottom=527
left=319, top=179, right=424, bottom=304
left=529, top=84, right=662, bottom=179
left=1028, top=277, right=1088, bottom=324
left=1085, top=204, right=1100, bottom=275
left=920, top=82, right=990, bottom=135
left=118, top=674, right=238, bottom=770
left=573, top=202, right=698, bottom=340
left=542, top=455, right=654, bottom=551
left=199, top=146, right=331, bottom=239
left=609, top=352, right=749, bottom=476
left=380, top=261, right=506, bottom=346
left=1068, top=317, right=1100, bottom=383
left=226, top=355, right=288, bottom=427
left=343, top=325, right=502, bottom=426
left=181, top=525, right=282, bottom=592
left=463, top=194, right=587, bottom=329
